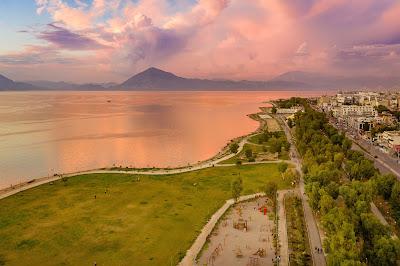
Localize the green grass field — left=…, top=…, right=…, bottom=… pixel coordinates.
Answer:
left=0, top=164, right=290, bottom=266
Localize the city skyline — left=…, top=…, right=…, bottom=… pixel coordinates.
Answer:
left=0, top=0, right=400, bottom=83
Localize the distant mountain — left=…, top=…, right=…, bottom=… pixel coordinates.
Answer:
left=273, top=71, right=400, bottom=89
left=27, top=80, right=109, bottom=90
left=118, top=67, right=308, bottom=90
left=0, top=74, right=38, bottom=90
left=2, top=68, right=400, bottom=91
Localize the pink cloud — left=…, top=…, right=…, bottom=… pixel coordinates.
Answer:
left=1, top=0, right=400, bottom=82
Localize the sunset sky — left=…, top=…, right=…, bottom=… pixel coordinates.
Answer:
left=0, top=0, right=400, bottom=82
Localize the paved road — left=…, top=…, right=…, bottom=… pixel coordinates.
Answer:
left=276, top=115, right=326, bottom=266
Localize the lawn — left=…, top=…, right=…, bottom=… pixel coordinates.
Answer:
left=0, top=164, right=290, bottom=266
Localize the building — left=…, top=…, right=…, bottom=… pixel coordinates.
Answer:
left=276, top=106, right=303, bottom=114
left=348, top=116, right=375, bottom=132
left=333, top=105, right=377, bottom=117
left=376, top=131, right=400, bottom=154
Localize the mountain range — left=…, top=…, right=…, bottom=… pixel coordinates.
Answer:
left=1, top=67, right=400, bottom=91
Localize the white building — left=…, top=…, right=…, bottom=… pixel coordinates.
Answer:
left=335, top=105, right=377, bottom=117
left=276, top=107, right=303, bottom=114
left=376, top=131, right=400, bottom=154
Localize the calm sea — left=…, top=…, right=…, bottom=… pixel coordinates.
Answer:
left=0, top=91, right=326, bottom=188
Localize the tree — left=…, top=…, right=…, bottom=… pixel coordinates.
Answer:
left=271, top=106, right=277, bottom=114
left=265, top=181, right=277, bottom=200
left=231, top=177, right=243, bottom=201
left=370, top=236, right=400, bottom=266
left=278, top=162, right=288, bottom=175
left=245, top=148, right=253, bottom=159
left=268, top=137, right=282, bottom=153
left=320, top=194, right=335, bottom=215
left=230, top=142, right=239, bottom=153
left=375, top=174, right=396, bottom=200
left=333, top=153, right=345, bottom=169
left=390, top=182, right=400, bottom=221
left=342, top=138, right=352, bottom=153
left=287, top=118, right=293, bottom=128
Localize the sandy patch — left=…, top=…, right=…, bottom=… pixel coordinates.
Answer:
left=198, top=197, right=276, bottom=266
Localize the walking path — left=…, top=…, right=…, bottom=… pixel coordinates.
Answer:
left=370, top=202, right=399, bottom=239
left=276, top=189, right=297, bottom=266
left=179, top=193, right=265, bottom=266
left=276, top=115, right=326, bottom=266
left=0, top=131, right=262, bottom=200
left=370, top=202, right=389, bottom=226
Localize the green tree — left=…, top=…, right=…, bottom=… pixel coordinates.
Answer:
left=271, top=106, right=277, bottom=114
left=390, top=182, right=400, bottom=221
left=342, top=138, right=352, bottom=153
left=370, top=236, right=400, bottom=266
left=333, top=153, right=345, bottom=169
left=245, top=148, right=253, bottom=159
left=264, top=181, right=278, bottom=201
left=230, top=142, right=239, bottom=153
left=287, top=118, right=293, bottom=128
left=278, top=162, right=288, bottom=175
left=231, top=177, right=243, bottom=201
left=320, top=194, right=335, bottom=215
left=375, top=174, right=396, bottom=200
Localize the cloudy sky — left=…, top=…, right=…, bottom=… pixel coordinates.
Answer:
left=0, top=0, right=399, bottom=83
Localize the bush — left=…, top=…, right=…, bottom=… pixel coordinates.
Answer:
left=230, top=143, right=239, bottom=153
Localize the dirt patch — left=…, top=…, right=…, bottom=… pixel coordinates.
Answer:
left=198, top=197, right=276, bottom=265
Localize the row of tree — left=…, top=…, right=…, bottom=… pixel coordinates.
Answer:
left=293, top=105, right=400, bottom=265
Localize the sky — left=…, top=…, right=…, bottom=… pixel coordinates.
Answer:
left=0, top=0, right=400, bottom=83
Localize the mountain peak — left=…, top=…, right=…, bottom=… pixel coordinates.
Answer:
left=120, top=67, right=181, bottom=88
left=0, top=74, right=13, bottom=83
left=139, top=67, right=177, bottom=77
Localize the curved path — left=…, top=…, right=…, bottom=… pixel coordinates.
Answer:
left=0, top=132, right=260, bottom=200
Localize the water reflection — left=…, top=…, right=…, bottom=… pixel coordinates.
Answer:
left=0, top=91, right=324, bottom=188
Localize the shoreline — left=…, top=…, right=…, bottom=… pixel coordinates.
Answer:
left=0, top=108, right=268, bottom=200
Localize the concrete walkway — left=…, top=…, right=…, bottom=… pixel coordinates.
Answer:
left=277, top=189, right=297, bottom=266
left=276, top=115, right=326, bottom=266
left=371, top=202, right=389, bottom=226
left=0, top=132, right=261, bottom=200
left=178, top=193, right=265, bottom=266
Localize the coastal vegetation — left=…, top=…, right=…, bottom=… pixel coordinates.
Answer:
left=275, top=97, right=307, bottom=108
left=221, top=129, right=290, bottom=165
left=292, top=103, right=400, bottom=265
left=0, top=164, right=290, bottom=266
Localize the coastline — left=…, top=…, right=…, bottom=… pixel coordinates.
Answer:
left=0, top=108, right=268, bottom=200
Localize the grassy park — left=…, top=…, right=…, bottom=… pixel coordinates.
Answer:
left=0, top=164, right=290, bottom=266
